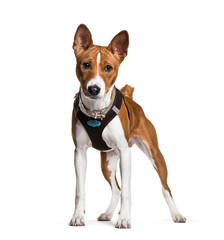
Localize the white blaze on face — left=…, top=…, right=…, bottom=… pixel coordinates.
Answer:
left=86, top=52, right=105, bottom=98
left=97, top=51, right=101, bottom=65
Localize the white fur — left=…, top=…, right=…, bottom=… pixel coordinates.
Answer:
left=80, top=86, right=114, bottom=111
left=70, top=148, right=87, bottom=226
left=162, top=187, right=186, bottom=222
left=102, top=116, right=129, bottom=151
left=87, top=77, right=105, bottom=99
left=97, top=51, right=101, bottom=65
left=130, top=136, right=156, bottom=168
left=70, top=121, right=91, bottom=226
left=75, top=120, right=92, bottom=149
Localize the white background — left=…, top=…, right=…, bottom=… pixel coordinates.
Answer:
left=0, top=0, right=224, bottom=239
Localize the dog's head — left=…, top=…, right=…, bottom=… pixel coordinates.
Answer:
left=73, top=24, right=129, bottom=99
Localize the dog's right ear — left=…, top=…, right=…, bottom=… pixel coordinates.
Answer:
left=73, top=24, right=93, bottom=56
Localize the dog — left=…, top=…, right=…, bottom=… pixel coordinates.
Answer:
left=69, top=24, right=186, bottom=228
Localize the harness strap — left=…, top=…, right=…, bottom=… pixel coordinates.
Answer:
left=73, top=88, right=125, bottom=151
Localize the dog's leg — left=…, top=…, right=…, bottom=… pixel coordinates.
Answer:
left=69, top=148, right=87, bottom=226
left=102, top=115, right=132, bottom=228
left=152, top=148, right=186, bottom=223
left=97, top=151, right=121, bottom=221
left=115, top=147, right=132, bottom=228
left=131, top=126, right=186, bottom=223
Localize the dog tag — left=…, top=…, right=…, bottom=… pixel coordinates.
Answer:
left=87, top=120, right=101, bottom=127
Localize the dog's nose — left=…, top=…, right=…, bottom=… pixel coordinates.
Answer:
left=88, top=85, right=101, bottom=96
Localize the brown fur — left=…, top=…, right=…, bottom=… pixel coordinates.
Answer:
left=118, top=96, right=172, bottom=196
left=100, top=152, right=120, bottom=190
left=71, top=109, right=78, bottom=147
left=120, top=84, right=134, bottom=99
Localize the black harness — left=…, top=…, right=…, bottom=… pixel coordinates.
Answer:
left=73, top=88, right=128, bottom=151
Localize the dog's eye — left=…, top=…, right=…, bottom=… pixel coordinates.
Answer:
left=83, top=62, right=91, bottom=69
left=104, top=65, right=113, bottom=72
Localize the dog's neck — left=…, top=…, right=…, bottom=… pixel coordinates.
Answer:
left=80, top=86, right=115, bottom=111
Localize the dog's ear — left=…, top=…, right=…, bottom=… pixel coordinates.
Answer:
left=108, top=30, right=129, bottom=62
left=73, top=24, right=93, bottom=56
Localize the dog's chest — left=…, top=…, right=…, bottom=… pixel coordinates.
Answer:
left=102, top=116, right=129, bottom=152
left=76, top=115, right=128, bottom=153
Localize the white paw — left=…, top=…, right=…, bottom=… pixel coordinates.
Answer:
left=69, top=216, right=85, bottom=226
left=97, top=213, right=112, bottom=221
left=115, top=219, right=131, bottom=229
left=172, top=214, right=186, bottom=223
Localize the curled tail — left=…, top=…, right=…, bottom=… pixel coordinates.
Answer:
left=120, top=84, right=134, bottom=99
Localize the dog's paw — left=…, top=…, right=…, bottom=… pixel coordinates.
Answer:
left=69, top=216, right=85, bottom=226
left=172, top=214, right=186, bottom=223
left=97, top=213, right=112, bottom=221
left=115, top=219, right=131, bottom=229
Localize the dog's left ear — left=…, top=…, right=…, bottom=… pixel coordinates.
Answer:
left=73, top=24, right=93, bottom=56
left=108, top=30, right=129, bottom=62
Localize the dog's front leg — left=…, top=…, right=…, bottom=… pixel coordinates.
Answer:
left=70, top=148, right=87, bottom=226
left=115, top=147, right=131, bottom=228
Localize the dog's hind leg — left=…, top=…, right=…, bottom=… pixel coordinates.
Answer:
left=97, top=151, right=121, bottom=221
left=130, top=118, right=186, bottom=223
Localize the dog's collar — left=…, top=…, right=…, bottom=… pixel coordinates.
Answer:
left=77, top=87, right=116, bottom=120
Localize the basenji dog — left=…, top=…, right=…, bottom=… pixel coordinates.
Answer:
left=69, top=24, right=186, bottom=228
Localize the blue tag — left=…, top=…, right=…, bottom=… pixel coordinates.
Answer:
left=87, top=120, right=101, bottom=127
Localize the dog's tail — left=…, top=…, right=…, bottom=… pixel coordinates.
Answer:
left=120, top=84, right=134, bottom=99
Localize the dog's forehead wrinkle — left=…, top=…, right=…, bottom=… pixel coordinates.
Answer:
left=77, top=46, right=98, bottom=60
